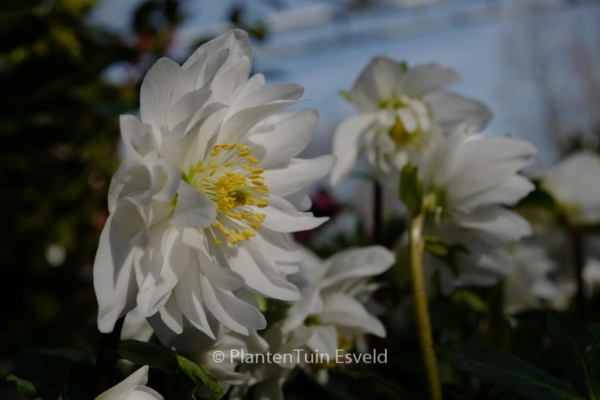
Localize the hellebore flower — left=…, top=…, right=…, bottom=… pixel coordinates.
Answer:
left=94, top=29, right=334, bottom=341
left=541, top=151, right=600, bottom=225
left=504, top=244, right=574, bottom=315
left=419, top=127, right=536, bottom=293
left=331, top=56, right=491, bottom=185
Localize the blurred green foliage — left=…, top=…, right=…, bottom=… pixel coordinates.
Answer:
left=0, top=0, right=187, bottom=396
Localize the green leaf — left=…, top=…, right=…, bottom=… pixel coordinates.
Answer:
left=339, top=90, right=352, bottom=101
left=423, top=236, right=469, bottom=277
left=7, top=375, right=37, bottom=397
left=438, top=341, right=584, bottom=400
left=451, top=289, right=487, bottom=313
left=118, top=340, right=224, bottom=400
left=178, top=357, right=224, bottom=400
left=399, top=163, right=423, bottom=214
left=547, top=313, right=600, bottom=400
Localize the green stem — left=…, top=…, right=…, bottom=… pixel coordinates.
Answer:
left=410, top=210, right=442, bottom=400
left=566, top=218, right=588, bottom=321
left=373, top=181, right=384, bottom=246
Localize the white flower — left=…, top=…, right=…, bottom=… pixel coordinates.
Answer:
left=420, top=128, right=537, bottom=293
left=331, top=56, right=491, bottom=185
left=229, top=246, right=394, bottom=398
left=540, top=151, right=600, bottom=225
left=283, top=246, right=395, bottom=383
left=229, top=320, right=312, bottom=400
left=95, top=365, right=163, bottom=400
left=504, top=244, right=574, bottom=315
left=187, top=327, right=268, bottom=398
left=93, top=29, right=334, bottom=342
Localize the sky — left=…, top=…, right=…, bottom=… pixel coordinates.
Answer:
left=89, top=0, right=600, bottom=205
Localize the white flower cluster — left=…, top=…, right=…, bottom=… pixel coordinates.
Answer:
left=94, top=29, right=580, bottom=398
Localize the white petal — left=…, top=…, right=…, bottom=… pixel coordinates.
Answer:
left=442, top=136, right=537, bottom=209
left=426, top=91, right=492, bottom=133
left=306, top=325, right=339, bottom=359
left=183, top=29, right=251, bottom=72
left=198, top=250, right=245, bottom=291
left=147, top=158, right=181, bottom=203
left=108, top=162, right=152, bottom=213
left=174, top=260, right=215, bottom=339
left=225, top=234, right=300, bottom=301
left=212, top=56, right=252, bottom=102
left=397, top=107, right=418, bottom=133
left=260, top=228, right=304, bottom=264
left=170, top=181, right=216, bottom=228
left=454, top=206, right=533, bottom=243
left=231, top=73, right=265, bottom=103
left=330, top=114, right=374, bottom=185
left=352, top=56, right=401, bottom=113
left=95, top=366, right=155, bottom=400
left=320, top=246, right=395, bottom=288
left=320, top=293, right=386, bottom=337
left=541, top=151, right=600, bottom=224
left=148, top=314, right=218, bottom=352
left=232, top=83, right=304, bottom=115
left=144, top=227, right=190, bottom=315
left=459, top=175, right=535, bottom=210
left=166, top=88, right=211, bottom=130
left=128, top=386, right=164, bottom=400
left=94, top=200, right=145, bottom=333
left=401, top=63, right=461, bottom=97
left=200, top=48, right=231, bottom=89
left=283, top=287, right=322, bottom=332
left=120, top=114, right=158, bottom=158
left=264, top=155, right=335, bottom=197
left=248, top=109, right=319, bottom=168
left=217, top=100, right=299, bottom=144
left=161, top=102, right=228, bottom=172
left=158, top=294, right=183, bottom=335
left=140, top=58, right=182, bottom=131
left=200, top=272, right=266, bottom=335
left=260, top=195, right=328, bottom=233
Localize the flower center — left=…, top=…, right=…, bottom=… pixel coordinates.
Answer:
left=190, top=143, right=269, bottom=245
left=378, top=96, right=431, bottom=149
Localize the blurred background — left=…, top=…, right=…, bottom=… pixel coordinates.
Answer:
left=1, top=0, right=599, bottom=397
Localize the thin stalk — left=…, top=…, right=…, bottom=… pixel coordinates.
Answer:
left=93, top=316, right=125, bottom=396
left=373, top=181, right=383, bottom=245
left=410, top=211, right=442, bottom=400
left=567, top=219, right=587, bottom=321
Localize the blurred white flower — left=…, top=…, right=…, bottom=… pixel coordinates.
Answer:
left=229, top=246, right=394, bottom=398
left=187, top=327, right=268, bottom=398
left=331, top=56, right=491, bottom=186
left=504, top=244, right=574, bottom=315
left=95, top=365, right=163, bottom=400
left=540, top=151, right=600, bottom=225
left=229, top=320, right=312, bottom=400
left=93, top=29, right=333, bottom=342
left=45, top=243, right=66, bottom=267
left=283, top=246, right=394, bottom=384
left=420, top=128, right=536, bottom=293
